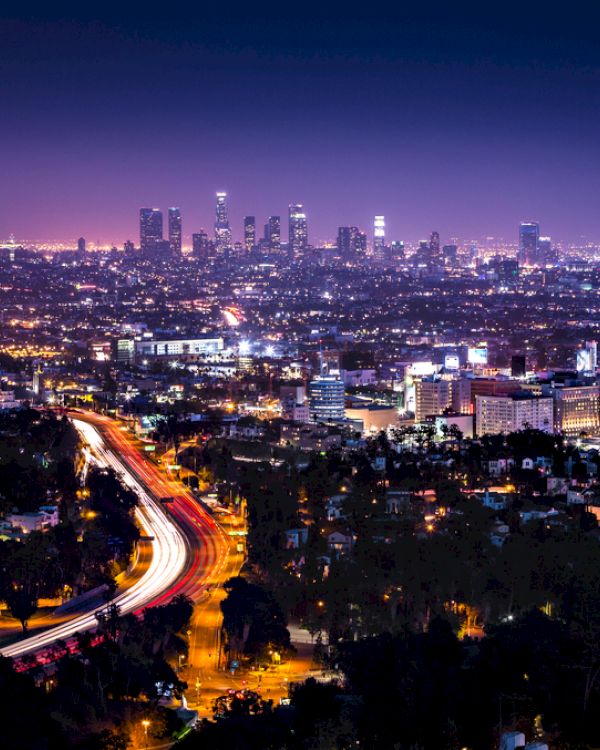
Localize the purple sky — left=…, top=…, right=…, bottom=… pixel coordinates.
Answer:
left=2, top=4, right=600, bottom=246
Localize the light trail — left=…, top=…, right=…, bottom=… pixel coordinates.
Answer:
left=0, top=418, right=188, bottom=659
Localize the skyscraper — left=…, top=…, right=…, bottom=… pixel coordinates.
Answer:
left=390, top=240, right=405, bottom=262
left=77, top=237, right=86, bottom=253
left=192, top=231, right=209, bottom=261
left=537, top=236, right=556, bottom=266
left=518, top=222, right=540, bottom=265
left=442, top=244, right=458, bottom=265
left=337, top=226, right=367, bottom=262
left=168, top=207, right=182, bottom=256
left=373, top=215, right=385, bottom=260
left=288, top=203, right=308, bottom=258
left=214, top=192, right=232, bottom=252
left=337, top=226, right=356, bottom=259
left=139, top=208, right=163, bottom=254
left=244, top=216, right=256, bottom=252
left=429, top=231, right=441, bottom=266
left=267, top=216, right=281, bottom=254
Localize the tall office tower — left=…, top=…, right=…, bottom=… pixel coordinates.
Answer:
left=244, top=216, right=256, bottom=252
left=518, top=222, right=540, bottom=265
left=192, top=231, right=209, bottom=261
left=77, top=237, right=86, bottom=253
left=267, top=216, right=281, bottom=254
left=124, top=240, right=135, bottom=255
left=429, top=231, right=441, bottom=265
left=537, top=236, right=557, bottom=266
left=168, top=207, right=182, bottom=256
left=289, top=203, right=308, bottom=258
left=337, top=226, right=357, bottom=259
left=356, top=231, right=367, bottom=258
left=139, top=208, right=163, bottom=254
left=390, top=240, right=405, bottom=262
left=443, top=244, right=458, bottom=266
left=214, top=192, right=232, bottom=251
left=373, top=215, right=385, bottom=259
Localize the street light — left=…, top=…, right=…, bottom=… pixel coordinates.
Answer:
left=141, top=719, right=150, bottom=749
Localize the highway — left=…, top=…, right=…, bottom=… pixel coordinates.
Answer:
left=0, top=412, right=229, bottom=659
left=0, top=410, right=320, bottom=715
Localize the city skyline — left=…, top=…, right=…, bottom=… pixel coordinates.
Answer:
left=3, top=4, right=600, bottom=244
left=1, top=195, right=587, bottom=251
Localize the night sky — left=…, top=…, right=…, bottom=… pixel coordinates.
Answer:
left=2, top=2, right=600, bottom=246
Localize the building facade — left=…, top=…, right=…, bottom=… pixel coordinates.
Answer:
left=309, top=374, right=345, bottom=422
left=139, top=208, right=163, bottom=253
left=553, top=385, right=600, bottom=437
left=475, top=393, right=553, bottom=435
left=168, top=207, right=182, bottom=256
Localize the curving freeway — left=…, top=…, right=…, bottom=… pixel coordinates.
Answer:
left=0, top=411, right=231, bottom=661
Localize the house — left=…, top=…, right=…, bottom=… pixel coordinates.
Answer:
left=6, top=505, right=59, bottom=534
left=327, top=530, right=356, bottom=557
left=519, top=506, right=559, bottom=523
left=386, top=490, right=412, bottom=515
left=480, top=490, right=510, bottom=512
left=325, top=494, right=348, bottom=521
left=285, top=527, right=309, bottom=549
left=487, top=458, right=514, bottom=476
left=547, top=477, right=570, bottom=495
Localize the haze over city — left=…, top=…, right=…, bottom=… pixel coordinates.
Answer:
left=3, top=2, right=600, bottom=244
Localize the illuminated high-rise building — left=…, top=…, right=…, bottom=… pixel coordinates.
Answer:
left=390, top=240, right=405, bottom=262
left=518, top=222, right=539, bottom=265
left=214, top=192, right=232, bottom=251
left=373, top=215, right=385, bottom=259
left=288, top=203, right=308, bottom=258
left=192, top=231, right=209, bottom=261
left=244, top=216, right=256, bottom=252
left=442, top=244, right=458, bottom=265
left=429, top=231, right=441, bottom=266
left=337, top=226, right=367, bottom=262
left=537, top=236, right=556, bottom=266
left=139, top=208, right=163, bottom=254
left=309, top=372, right=345, bottom=422
left=554, top=385, right=600, bottom=437
left=168, top=207, right=182, bottom=256
left=476, top=392, right=553, bottom=436
left=267, top=216, right=281, bottom=254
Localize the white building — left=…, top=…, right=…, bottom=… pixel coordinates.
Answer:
left=135, top=337, right=224, bottom=359
left=6, top=506, right=59, bottom=534
left=476, top=393, right=553, bottom=436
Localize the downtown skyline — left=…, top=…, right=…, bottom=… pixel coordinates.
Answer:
left=3, top=4, right=600, bottom=244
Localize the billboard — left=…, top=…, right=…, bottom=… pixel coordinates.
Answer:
left=409, top=361, right=436, bottom=377
left=444, top=354, right=460, bottom=370
left=467, top=347, right=488, bottom=365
